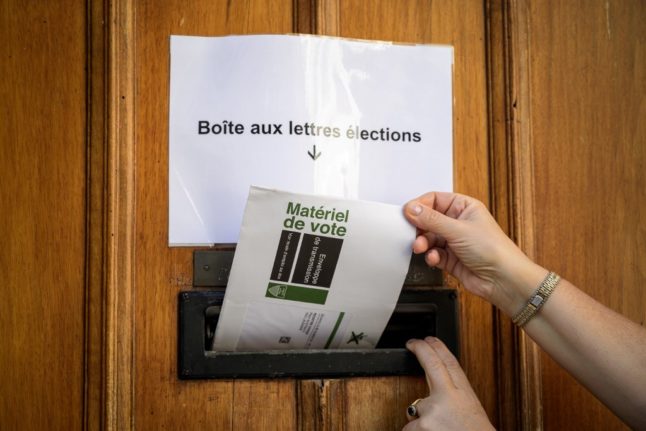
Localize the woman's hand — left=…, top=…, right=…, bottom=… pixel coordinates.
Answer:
left=403, top=337, right=494, bottom=431
left=404, top=192, right=545, bottom=316
left=404, top=192, right=646, bottom=429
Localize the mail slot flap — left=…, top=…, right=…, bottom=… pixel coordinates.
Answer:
left=178, top=289, right=458, bottom=379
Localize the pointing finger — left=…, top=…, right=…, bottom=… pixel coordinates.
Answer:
left=424, top=337, right=471, bottom=392
left=406, top=338, right=455, bottom=391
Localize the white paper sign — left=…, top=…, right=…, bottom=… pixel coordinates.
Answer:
left=170, top=34, right=453, bottom=244
left=212, top=186, right=415, bottom=351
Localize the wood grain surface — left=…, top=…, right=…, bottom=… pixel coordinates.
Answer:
left=6, top=0, right=641, bottom=429
left=526, top=1, right=645, bottom=429
left=131, top=0, right=498, bottom=429
left=0, top=1, right=87, bottom=429
left=335, top=0, right=497, bottom=426
left=133, top=1, right=297, bottom=429
left=487, top=0, right=544, bottom=428
left=85, top=0, right=109, bottom=428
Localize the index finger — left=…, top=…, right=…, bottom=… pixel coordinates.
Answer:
left=406, top=338, right=455, bottom=391
left=425, top=337, right=472, bottom=392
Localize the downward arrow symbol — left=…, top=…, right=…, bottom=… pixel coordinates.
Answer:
left=307, top=145, right=322, bottom=161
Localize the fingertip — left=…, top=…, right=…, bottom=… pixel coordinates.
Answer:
left=426, top=248, right=448, bottom=270
left=413, top=235, right=429, bottom=254
left=406, top=338, right=426, bottom=354
left=425, top=249, right=440, bottom=266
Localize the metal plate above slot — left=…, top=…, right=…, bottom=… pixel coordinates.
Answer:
left=193, top=250, right=234, bottom=287
left=405, top=252, right=443, bottom=286
left=178, top=289, right=458, bottom=379
left=193, top=249, right=442, bottom=287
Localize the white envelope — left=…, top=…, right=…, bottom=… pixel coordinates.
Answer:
left=212, top=186, right=415, bottom=351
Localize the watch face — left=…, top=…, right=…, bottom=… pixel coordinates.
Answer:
left=530, top=295, right=544, bottom=307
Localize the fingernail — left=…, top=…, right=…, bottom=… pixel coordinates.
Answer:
left=406, top=339, right=416, bottom=346
left=408, top=203, right=422, bottom=215
left=425, top=336, right=438, bottom=343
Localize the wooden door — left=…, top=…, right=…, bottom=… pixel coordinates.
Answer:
left=126, top=1, right=498, bottom=430
left=4, top=0, right=642, bottom=430
left=0, top=1, right=87, bottom=429
left=514, top=1, right=646, bottom=429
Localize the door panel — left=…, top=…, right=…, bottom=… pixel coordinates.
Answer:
left=132, top=1, right=496, bottom=430
left=134, top=1, right=297, bottom=429
left=335, top=0, right=496, bottom=423
left=0, top=1, right=87, bottom=429
left=526, top=1, right=646, bottom=429
left=4, top=0, right=643, bottom=430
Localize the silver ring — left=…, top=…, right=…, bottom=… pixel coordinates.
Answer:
left=407, top=398, right=423, bottom=418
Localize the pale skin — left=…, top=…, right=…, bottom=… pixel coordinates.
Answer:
left=402, top=192, right=646, bottom=430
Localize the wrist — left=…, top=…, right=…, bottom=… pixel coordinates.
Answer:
left=490, top=253, right=548, bottom=317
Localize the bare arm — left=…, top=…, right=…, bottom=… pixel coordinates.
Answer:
left=515, top=263, right=646, bottom=428
left=403, top=192, right=646, bottom=429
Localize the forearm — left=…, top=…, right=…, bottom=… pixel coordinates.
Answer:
left=499, top=262, right=646, bottom=428
left=404, top=193, right=646, bottom=428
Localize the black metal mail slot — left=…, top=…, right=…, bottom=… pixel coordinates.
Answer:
left=178, top=289, right=458, bottom=379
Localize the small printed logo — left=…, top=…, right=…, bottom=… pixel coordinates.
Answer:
left=347, top=331, right=366, bottom=345
left=279, top=336, right=291, bottom=344
left=267, top=284, right=288, bottom=298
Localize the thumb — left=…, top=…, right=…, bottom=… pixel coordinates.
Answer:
left=405, top=201, right=461, bottom=239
